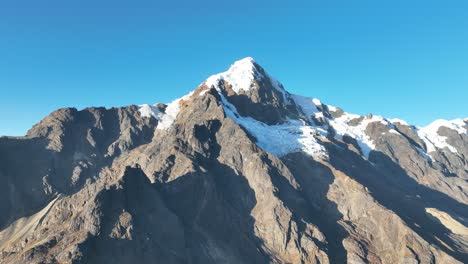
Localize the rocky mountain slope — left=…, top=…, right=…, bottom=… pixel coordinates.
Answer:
left=0, top=57, right=467, bottom=264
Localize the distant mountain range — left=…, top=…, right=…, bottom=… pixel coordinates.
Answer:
left=0, top=57, right=467, bottom=263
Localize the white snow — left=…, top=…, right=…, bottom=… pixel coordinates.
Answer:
left=138, top=104, right=161, bottom=119
left=423, top=119, right=467, bottom=135
left=138, top=91, right=194, bottom=130
left=417, top=119, right=467, bottom=154
left=291, top=94, right=320, bottom=122
left=312, top=98, right=322, bottom=106
left=157, top=98, right=181, bottom=129
left=205, top=57, right=262, bottom=93
left=315, top=112, right=324, bottom=119
left=216, top=89, right=328, bottom=158
left=327, top=105, right=338, bottom=112
left=328, top=113, right=389, bottom=158
left=204, top=57, right=288, bottom=102
left=389, top=118, right=409, bottom=126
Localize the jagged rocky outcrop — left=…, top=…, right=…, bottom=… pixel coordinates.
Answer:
left=0, top=57, right=467, bottom=263
left=0, top=106, right=156, bottom=231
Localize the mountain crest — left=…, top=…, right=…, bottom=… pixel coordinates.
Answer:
left=205, top=57, right=269, bottom=93
left=200, top=57, right=298, bottom=125
left=204, top=57, right=288, bottom=97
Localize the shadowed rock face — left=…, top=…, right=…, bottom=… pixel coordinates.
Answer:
left=1, top=58, right=467, bottom=264
left=210, top=61, right=301, bottom=125
left=0, top=106, right=156, bottom=231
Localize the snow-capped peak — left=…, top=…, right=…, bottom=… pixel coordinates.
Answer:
left=233, top=56, right=257, bottom=66
left=205, top=57, right=263, bottom=93
left=138, top=58, right=468, bottom=163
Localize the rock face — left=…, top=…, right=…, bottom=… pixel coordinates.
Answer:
left=0, top=57, right=467, bottom=264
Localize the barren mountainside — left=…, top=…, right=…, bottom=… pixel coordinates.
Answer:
left=0, top=57, right=467, bottom=264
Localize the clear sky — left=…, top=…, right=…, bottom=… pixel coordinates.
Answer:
left=1, top=0, right=467, bottom=136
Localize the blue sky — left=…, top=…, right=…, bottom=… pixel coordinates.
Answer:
left=0, top=0, right=467, bottom=136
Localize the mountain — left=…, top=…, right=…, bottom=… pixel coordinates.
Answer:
left=0, top=57, right=467, bottom=264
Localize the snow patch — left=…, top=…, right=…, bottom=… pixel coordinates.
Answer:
left=138, top=92, right=194, bottom=130
left=423, top=119, right=467, bottom=135
left=328, top=114, right=389, bottom=158
left=389, top=118, right=409, bottom=126
left=327, top=105, right=338, bottom=112
left=315, top=112, right=324, bottom=119
left=291, top=94, right=320, bottom=122
left=312, top=98, right=322, bottom=106
left=417, top=119, right=467, bottom=154
left=138, top=104, right=161, bottom=119
left=218, top=92, right=328, bottom=158
left=291, top=95, right=386, bottom=159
